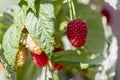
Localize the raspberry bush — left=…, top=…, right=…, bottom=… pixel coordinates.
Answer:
left=0, top=0, right=118, bottom=80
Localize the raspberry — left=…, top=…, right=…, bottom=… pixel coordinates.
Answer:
left=52, top=48, right=64, bottom=71
left=66, top=19, right=88, bottom=47
left=101, top=3, right=114, bottom=24
left=52, top=63, right=64, bottom=71
left=31, top=51, right=49, bottom=67
left=101, top=8, right=111, bottom=24
left=53, top=48, right=63, bottom=52
left=26, top=34, right=42, bottom=55
left=15, top=45, right=27, bottom=67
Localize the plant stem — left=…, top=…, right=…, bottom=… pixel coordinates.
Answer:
left=71, top=0, right=76, bottom=19
left=68, top=0, right=73, bottom=20
left=45, top=66, right=47, bottom=80
left=68, top=0, right=76, bottom=20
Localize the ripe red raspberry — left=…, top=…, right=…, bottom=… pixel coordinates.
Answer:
left=100, top=3, right=114, bottom=24
left=31, top=51, right=49, bottom=67
left=53, top=48, right=63, bottom=52
left=101, top=8, right=111, bottom=24
left=52, top=63, right=64, bottom=71
left=66, top=19, right=88, bottom=47
left=52, top=48, right=64, bottom=71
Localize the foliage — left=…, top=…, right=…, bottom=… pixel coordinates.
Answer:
left=0, top=0, right=117, bottom=80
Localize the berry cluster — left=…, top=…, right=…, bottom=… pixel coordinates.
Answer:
left=26, top=35, right=64, bottom=70
left=16, top=18, right=88, bottom=72
left=26, top=35, right=49, bottom=67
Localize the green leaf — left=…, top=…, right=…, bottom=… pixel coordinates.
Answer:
left=38, top=1, right=55, bottom=53
left=13, top=5, right=26, bottom=27
left=0, top=0, right=20, bottom=13
left=0, top=24, right=7, bottom=43
left=24, top=0, right=36, bottom=13
left=2, top=24, right=23, bottom=66
left=26, top=1, right=55, bottom=54
left=0, top=12, right=13, bottom=43
left=0, top=12, right=13, bottom=27
left=52, top=50, right=105, bottom=69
